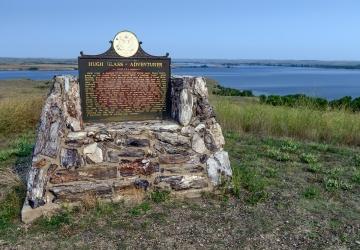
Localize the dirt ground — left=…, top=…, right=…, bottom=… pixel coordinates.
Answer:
left=1, top=133, right=360, bottom=249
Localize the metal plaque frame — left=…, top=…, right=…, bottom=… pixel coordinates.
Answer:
left=78, top=38, right=171, bottom=123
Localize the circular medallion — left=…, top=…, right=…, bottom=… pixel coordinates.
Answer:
left=113, top=31, right=139, bottom=57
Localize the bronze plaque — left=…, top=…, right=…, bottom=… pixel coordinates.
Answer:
left=78, top=31, right=171, bottom=122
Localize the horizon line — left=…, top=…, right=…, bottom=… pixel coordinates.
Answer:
left=0, top=57, right=360, bottom=63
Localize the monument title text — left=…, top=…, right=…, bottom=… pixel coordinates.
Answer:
left=88, top=61, right=164, bottom=68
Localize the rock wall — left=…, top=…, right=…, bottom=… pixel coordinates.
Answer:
left=22, top=75, right=232, bottom=223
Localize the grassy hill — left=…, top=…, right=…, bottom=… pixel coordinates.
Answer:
left=0, top=79, right=359, bottom=248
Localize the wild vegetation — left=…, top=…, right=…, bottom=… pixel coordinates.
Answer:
left=0, top=79, right=47, bottom=134
left=211, top=81, right=360, bottom=112
left=260, top=94, right=360, bottom=112
left=0, top=78, right=359, bottom=248
left=213, top=97, right=360, bottom=145
left=212, top=84, right=254, bottom=97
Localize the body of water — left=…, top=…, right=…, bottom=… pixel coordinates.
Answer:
left=1, top=66, right=360, bottom=100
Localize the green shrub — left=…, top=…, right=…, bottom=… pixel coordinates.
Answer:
left=240, top=166, right=268, bottom=204
left=13, top=134, right=34, bottom=157
left=35, top=210, right=72, bottom=231
left=0, top=149, right=16, bottom=162
left=129, top=202, right=151, bottom=216
left=324, top=177, right=340, bottom=191
left=28, top=67, right=39, bottom=71
left=352, top=170, right=360, bottom=184
left=340, top=181, right=353, bottom=191
left=212, top=85, right=254, bottom=97
left=300, top=153, right=318, bottom=164
left=267, top=148, right=290, bottom=162
left=329, top=96, right=352, bottom=110
left=264, top=167, right=278, bottom=178
left=231, top=166, right=241, bottom=197
left=353, top=155, right=360, bottom=167
left=259, top=93, right=360, bottom=113
left=350, top=97, right=360, bottom=111
left=323, top=177, right=352, bottom=191
left=0, top=185, right=26, bottom=230
left=246, top=190, right=268, bottom=205
left=281, top=140, right=299, bottom=152
left=303, top=186, right=320, bottom=199
left=150, top=190, right=170, bottom=203
left=307, top=163, right=322, bottom=173
left=0, top=133, right=34, bottom=162
left=94, top=201, right=115, bottom=216
left=260, top=94, right=328, bottom=110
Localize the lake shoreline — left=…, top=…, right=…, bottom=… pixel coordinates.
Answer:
left=1, top=57, right=360, bottom=71
left=1, top=65, right=360, bottom=100
left=1, top=64, right=360, bottom=71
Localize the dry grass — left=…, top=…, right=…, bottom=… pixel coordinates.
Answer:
left=213, top=97, right=360, bottom=146
left=0, top=79, right=47, bottom=135
left=0, top=97, right=44, bottom=134
left=0, top=168, right=21, bottom=200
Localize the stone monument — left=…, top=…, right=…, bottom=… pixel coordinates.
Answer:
left=22, top=31, right=232, bottom=223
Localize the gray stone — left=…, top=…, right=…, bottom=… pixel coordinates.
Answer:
left=60, top=148, right=82, bottom=169
left=149, top=123, right=180, bottom=132
left=194, top=123, right=206, bottom=133
left=206, top=150, right=232, bottom=185
left=180, top=126, right=195, bottom=136
left=119, top=159, right=159, bottom=177
left=98, top=120, right=180, bottom=133
left=64, top=138, right=85, bottom=147
left=83, top=143, right=103, bottom=163
left=155, top=175, right=208, bottom=191
left=107, top=151, right=119, bottom=163
left=162, top=165, right=204, bottom=174
left=190, top=117, right=201, bottom=127
left=194, top=77, right=208, bottom=97
left=118, top=148, right=145, bottom=157
left=196, top=99, right=215, bottom=120
left=159, top=154, right=190, bottom=164
left=32, top=79, right=64, bottom=159
left=50, top=181, right=112, bottom=202
left=125, top=138, right=150, bottom=147
left=61, top=75, right=82, bottom=132
left=26, top=163, right=49, bottom=208
left=94, top=130, right=112, bottom=142
left=155, top=132, right=190, bottom=146
left=191, top=133, right=207, bottom=154
left=174, top=176, right=208, bottom=190
left=207, top=123, right=225, bottom=150
left=134, top=179, right=150, bottom=191
left=50, top=166, right=118, bottom=184
left=178, top=89, right=193, bottom=126
left=154, top=141, right=188, bottom=155
left=67, top=131, right=87, bottom=140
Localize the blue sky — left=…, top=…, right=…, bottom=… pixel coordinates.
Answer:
left=1, top=0, right=359, bottom=60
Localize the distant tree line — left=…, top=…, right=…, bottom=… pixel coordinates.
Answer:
left=211, top=83, right=360, bottom=112
left=212, top=85, right=254, bottom=97
left=220, top=63, right=360, bottom=70
left=27, top=67, right=39, bottom=71
left=259, top=94, right=360, bottom=112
